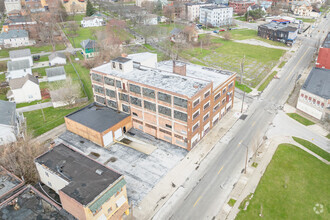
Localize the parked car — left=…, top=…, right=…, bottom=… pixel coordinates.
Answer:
left=33, top=55, right=40, bottom=61
left=213, top=30, right=219, bottom=33
left=219, top=29, right=225, bottom=32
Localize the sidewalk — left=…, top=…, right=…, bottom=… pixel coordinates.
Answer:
left=133, top=97, right=248, bottom=220
left=17, top=102, right=53, bottom=113
left=31, top=124, right=66, bottom=145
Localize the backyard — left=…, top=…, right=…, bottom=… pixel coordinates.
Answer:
left=180, top=35, right=285, bottom=87
left=236, top=143, right=330, bottom=220
left=0, top=44, right=66, bottom=58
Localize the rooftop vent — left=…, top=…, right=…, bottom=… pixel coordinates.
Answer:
left=95, top=169, right=103, bottom=175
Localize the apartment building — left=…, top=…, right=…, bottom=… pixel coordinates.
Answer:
left=90, top=53, right=236, bottom=151
left=200, top=5, right=233, bottom=27
left=185, top=2, right=213, bottom=22
left=228, top=0, right=255, bottom=15
left=4, top=0, right=21, bottom=13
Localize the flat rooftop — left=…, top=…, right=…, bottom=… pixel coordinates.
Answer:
left=0, top=185, right=74, bottom=220
left=302, top=68, right=330, bottom=99
left=322, top=32, right=330, bottom=48
left=127, top=52, right=156, bottom=64
left=0, top=166, right=23, bottom=199
left=65, top=103, right=130, bottom=133
left=35, top=143, right=122, bottom=206
left=158, top=60, right=234, bottom=89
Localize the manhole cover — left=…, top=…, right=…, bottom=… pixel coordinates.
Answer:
left=240, top=114, right=248, bottom=120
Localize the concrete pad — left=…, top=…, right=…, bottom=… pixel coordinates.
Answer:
left=118, top=134, right=157, bottom=155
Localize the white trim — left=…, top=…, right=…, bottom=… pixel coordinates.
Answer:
left=193, top=109, right=200, bottom=120
left=203, top=101, right=210, bottom=110
left=193, top=97, right=200, bottom=107
left=214, top=91, right=221, bottom=101
left=203, top=112, right=209, bottom=121
left=193, top=121, right=200, bottom=131
left=204, top=89, right=211, bottom=98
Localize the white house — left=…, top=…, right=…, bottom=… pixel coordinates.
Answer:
left=144, top=14, right=158, bottom=25
left=6, top=59, right=32, bottom=80
left=48, top=52, right=67, bottom=66
left=0, top=29, right=33, bottom=48
left=7, top=74, right=41, bottom=103
left=292, top=1, right=313, bottom=17
left=46, top=66, right=66, bottom=82
left=81, top=17, right=105, bottom=28
left=0, top=100, right=23, bottom=146
left=9, top=48, right=33, bottom=66
left=4, top=0, right=21, bottom=13
left=200, top=5, right=233, bottom=27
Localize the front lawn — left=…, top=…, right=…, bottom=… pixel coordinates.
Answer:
left=257, top=71, right=278, bottom=91
left=292, top=136, right=330, bottom=161
left=24, top=105, right=85, bottom=137
left=235, top=81, right=252, bottom=93
left=287, top=113, right=315, bottom=126
left=16, top=99, right=50, bottom=109
left=236, top=143, right=330, bottom=220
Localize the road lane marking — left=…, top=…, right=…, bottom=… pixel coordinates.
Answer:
left=285, top=48, right=310, bottom=81
left=193, top=196, right=202, bottom=207
left=252, top=121, right=256, bottom=127
left=218, top=166, right=224, bottom=175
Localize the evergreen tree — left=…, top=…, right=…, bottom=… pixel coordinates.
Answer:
left=86, top=0, right=95, bottom=17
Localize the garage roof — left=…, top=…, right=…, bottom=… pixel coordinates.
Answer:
left=65, top=103, right=130, bottom=133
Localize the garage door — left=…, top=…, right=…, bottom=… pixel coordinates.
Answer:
left=114, top=128, right=123, bottom=140
left=103, top=131, right=113, bottom=146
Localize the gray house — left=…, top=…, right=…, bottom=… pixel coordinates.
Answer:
left=46, top=66, right=66, bottom=82
left=48, top=52, right=66, bottom=66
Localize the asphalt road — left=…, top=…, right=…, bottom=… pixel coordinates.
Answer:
left=168, top=15, right=329, bottom=220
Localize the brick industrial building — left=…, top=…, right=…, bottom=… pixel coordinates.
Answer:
left=89, top=53, right=236, bottom=151
left=228, top=0, right=255, bottom=15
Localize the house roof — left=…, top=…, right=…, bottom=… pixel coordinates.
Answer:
left=48, top=52, right=66, bottom=61
left=46, top=66, right=66, bottom=78
left=321, top=32, right=330, bottom=48
left=35, top=143, right=123, bottom=206
left=7, top=59, right=30, bottom=71
left=80, top=39, right=97, bottom=49
left=302, top=68, right=330, bottom=99
left=170, top=28, right=182, bottom=36
left=9, top=48, right=31, bottom=59
left=112, top=57, right=131, bottom=63
left=0, top=100, right=16, bottom=126
left=65, top=102, right=130, bottom=133
left=316, top=47, right=330, bottom=69
left=260, top=22, right=298, bottom=32
left=0, top=29, right=28, bottom=40
left=83, top=16, right=101, bottom=21
left=0, top=166, right=23, bottom=199
left=9, top=74, right=39, bottom=90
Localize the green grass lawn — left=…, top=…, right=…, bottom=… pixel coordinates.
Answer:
left=24, top=105, right=84, bottom=137
left=287, top=113, right=315, bottom=126
left=236, top=143, right=330, bottom=220
left=278, top=61, right=286, bottom=68
left=299, top=18, right=316, bottom=23
left=235, top=16, right=246, bottom=21
left=181, top=37, right=285, bottom=87
left=0, top=44, right=66, bottom=58
left=235, top=81, right=252, bottom=93
left=35, top=56, right=49, bottom=63
left=258, top=71, right=278, bottom=91
left=33, top=67, right=48, bottom=76
left=0, top=61, right=7, bottom=72
left=327, top=134, right=330, bottom=139
left=228, top=199, right=237, bottom=207
left=66, top=14, right=85, bottom=22
left=16, top=98, right=50, bottom=108
left=0, top=73, right=5, bottom=82
left=292, top=137, right=330, bottom=161
left=143, top=44, right=168, bottom=61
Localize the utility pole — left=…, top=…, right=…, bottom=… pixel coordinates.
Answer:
left=240, top=55, right=245, bottom=113
left=39, top=102, right=46, bottom=122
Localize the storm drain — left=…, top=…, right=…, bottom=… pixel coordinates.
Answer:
left=240, top=114, right=248, bottom=120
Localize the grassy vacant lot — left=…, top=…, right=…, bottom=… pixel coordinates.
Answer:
left=24, top=105, right=84, bottom=137
left=0, top=44, right=66, bottom=58
left=287, top=113, right=315, bottom=126
left=133, top=23, right=185, bottom=37
left=258, top=71, right=278, bottom=91
left=299, top=18, right=316, bottom=23
left=66, top=14, right=84, bottom=22
left=237, top=144, right=330, bottom=220
left=235, top=81, right=252, bottom=93
left=180, top=36, right=285, bottom=87
left=292, top=136, right=330, bottom=161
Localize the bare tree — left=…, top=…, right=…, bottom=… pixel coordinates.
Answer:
left=0, top=136, right=47, bottom=184
left=49, top=76, right=81, bottom=106
left=0, top=0, right=5, bottom=14
left=223, top=32, right=232, bottom=41
left=163, top=6, right=175, bottom=23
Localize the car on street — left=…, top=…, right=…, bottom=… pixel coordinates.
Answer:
left=219, top=29, right=225, bottom=32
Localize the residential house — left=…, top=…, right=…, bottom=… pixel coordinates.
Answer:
left=49, top=52, right=67, bottom=66
left=2, top=16, right=36, bottom=33
left=0, top=185, right=75, bottom=219
left=35, top=143, right=130, bottom=220
left=81, top=16, right=105, bottom=28
left=80, top=39, right=98, bottom=59
left=65, top=102, right=133, bottom=147
left=316, top=32, right=330, bottom=69
left=90, top=54, right=236, bottom=150
left=0, top=29, right=34, bottom=48
left=200, top=5, right=233, bottom=27
left=6, top=59, right=32, bottom=79
left=136, top=0, right=168, bottom=7
left=144, top=14, right=158, bottom=25
left=229, top=0, right=255, bottom=15
left=292, top=1, right=313, bottom=17
left=296, top=68, right=330, bottom=120
left=61, top=0, right=86, bottom=13
left=258, top=22, right=298, bottom=45
left=4, top=0, right=21, bottom=13
left=247, top=4, right=267, bottom=14
left=46, top=66, right=67, bottom=82
left=0, top=101, right=24, bottom=146
left=7, top=74, right=41, bottom=103
left=260, top=1, right=272, bottom=10
left=185, top=2, right=213, bottom=22
left=9, top=48, right=33, bottom=66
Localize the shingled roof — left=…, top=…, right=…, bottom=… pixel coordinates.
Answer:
left=9, top=74, right=38, bottom=90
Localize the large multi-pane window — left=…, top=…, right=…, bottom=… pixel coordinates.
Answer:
left=94, top=85, right=104, bottom=94
left=214, top=92, right=221, bottom=101
left=144, top=100, right=156, bottom=112
left=92, top=73, right=103, bottom=82
left=158, top=105, right=171, bottom=117
left=116, top=80, right=122, bottom=88
left=119, top=93, right=129, bottom=102
left=122, top=104, right=130, bottom=113
left=143, top=88, right=155, bottom=99
left=174, top=110, right=187, bottom=122
left=174, top=97, right=188, bottom=108
left=130, top=96, right=142, bottom=107
left=106, top=89, right=116, bottom=98
left=104, top=77, right=114, bottom=86
left=158, top=92, right=171, bottom=104
left=129, top=84, right=141, bottom=94
left=95, top=95, right=105, bottom=104
left=107, top=99, right=117, bottom=109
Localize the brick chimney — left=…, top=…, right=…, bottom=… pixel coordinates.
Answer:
left=121, top=53, right=128, bottom=58
left=173, top=61, right=186, bottom=76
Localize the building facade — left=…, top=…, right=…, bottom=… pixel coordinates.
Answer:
left=0, top=29, right=33, bottom=48
left=258, top=22, right=298, bottom=45
left=200, top=5, right=233, bottom=27
left=296, top=68, right=330, bottom=120
left=228, top=0, right=255, bottom=15
left=81, top=17, right=105, bottom=28
left=90, top=53, right=236, bottom=151
left=61, top=0, right=86, bottom=13
left=7, top=74, right=41, bottom=103
left=185, top=2, right=213, bottom=22
left=4, top=0, right=22, bottom=13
